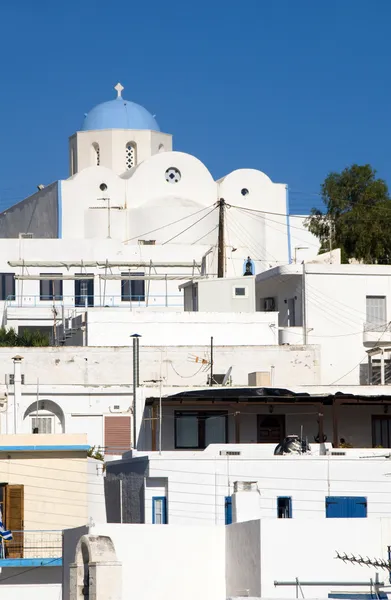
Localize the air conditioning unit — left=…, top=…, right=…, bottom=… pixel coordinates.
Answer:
left=263, top=297, right=276, bottom=311
left=19, top=233, right=33, bottom=239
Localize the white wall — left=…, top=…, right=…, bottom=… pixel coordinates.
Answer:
left=256, top=263, right=391, bottom=385
left=85, top=310, right=279, bottom=346
left=63, top=517, right=391, bottom=600
left=0, top=568, right=62, bottom=600
left=63, top=523, right=226, bottom=600
left=125, top=447, right=391, bottom=525
left=259, top=517, right=391, bottom=597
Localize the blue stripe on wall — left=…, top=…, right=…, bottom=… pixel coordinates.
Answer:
left=0, top=558, right=62, bottom=567
left=0, top=445, right=89, bottom=452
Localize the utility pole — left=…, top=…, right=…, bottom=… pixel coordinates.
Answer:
left=217, top=198, right=225, bottom=278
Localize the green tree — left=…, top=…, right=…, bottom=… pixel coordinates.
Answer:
left=305, top=164, right=391, bottom=263
left=0, top=327, right=49, bottom=347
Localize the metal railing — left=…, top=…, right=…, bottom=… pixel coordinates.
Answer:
left=0, top=530, right=62, bottom=560
left=5, top=294, right=183, bottom=309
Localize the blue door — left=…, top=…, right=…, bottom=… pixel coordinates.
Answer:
left=225, top=496, right=232, bottom=525
left=326, top=497, right=367, bottom=518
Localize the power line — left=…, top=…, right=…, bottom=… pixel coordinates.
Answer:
left=162, top=205, right=218, bottom=245
left=122, top=204, right=215, bottom=244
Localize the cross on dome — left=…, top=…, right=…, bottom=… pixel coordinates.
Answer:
left=114, top=82, right=124, bottom=98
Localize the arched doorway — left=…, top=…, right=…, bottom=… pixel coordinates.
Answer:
left=23, top=400, right=65, bottom=434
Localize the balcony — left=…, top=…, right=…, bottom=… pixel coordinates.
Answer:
left=0, top=530, right=62, bottom=567
left=363, top=322, right=391, bottom=347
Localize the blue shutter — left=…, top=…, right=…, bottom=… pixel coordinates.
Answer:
left=326, top=497, right=367, bottom=518
left=225, top=496, right=232, bottom=525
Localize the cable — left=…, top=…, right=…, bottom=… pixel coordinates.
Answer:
left=122, top=204, right=215, bottom=244
left=162, top=205, right=218, bottom=245
left=191, top=225, right=218, bottom=245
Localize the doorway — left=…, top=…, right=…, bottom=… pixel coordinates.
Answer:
left=257, top=415, right=285, bottom=444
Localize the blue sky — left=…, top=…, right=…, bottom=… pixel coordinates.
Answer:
left=0, top=0, right=389, bottom=214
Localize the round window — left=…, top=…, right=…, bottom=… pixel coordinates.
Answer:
left=165, top=167, right=181, bottom=183
left=241, top=188, right=249, bottom=196
left=99, top=183, right=108, bottom=191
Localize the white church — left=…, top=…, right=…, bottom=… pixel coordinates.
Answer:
left=0, top=82, right=316, bottom=325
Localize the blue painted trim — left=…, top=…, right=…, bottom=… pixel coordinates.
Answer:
left=0, top=445, right=89, bottom=452
left=57, top=181, right=62, bottom=239
left=152, top=496, right=167, bottom=524
left=277, top=496, right=292, bottom=518
left=0, top=558, right=62, bottom=567
left=225, top=496, right=232, bottom=525
left=285, top=185, right=292, bottom=264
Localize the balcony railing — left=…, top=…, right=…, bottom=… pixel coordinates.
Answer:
left=0, top=530, right=62, bottom=562
left=5, top=294, right=183, bottom=309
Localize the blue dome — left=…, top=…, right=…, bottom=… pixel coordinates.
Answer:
left=82, top=85, right=159, bottom=131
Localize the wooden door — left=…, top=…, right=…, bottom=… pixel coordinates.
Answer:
left=257, top=415, right=285, bottom=444
left=5, top=485, right=24, bottom=558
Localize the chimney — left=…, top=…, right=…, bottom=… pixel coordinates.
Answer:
left=232, top=481, right=260, bottom=523
left=11, top=355, right=24, bottom=434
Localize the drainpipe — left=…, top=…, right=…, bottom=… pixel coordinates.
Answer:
left=12, top=355, right=24, bottom=435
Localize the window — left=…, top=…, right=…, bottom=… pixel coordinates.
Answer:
left=325, top=496, right=367, bottom=518
left=234, top=287, right=247, bottom=297
left=372, top=415, right=391, bottom=447
left=152, top=497, right=167, bottom=524
left=104, top=416, right=131, bottom=455
left=126, top=143, right=136, bottom=169
left=40, top=275, right=63, bottom=301
left=277, top=496, right=292, bottom=518
left=92, top=143, right=100, bottom=166
left=366, top=296, right=386, bottom=329
left=75, top=277, right=94, bottom=307
left=0, top=274, right=15, bottom=301
left=175, top=411, right=228, bottom=449
left=121, top=272, right=145, bottom=302
left=165, top=167, right=181, bottom=183
left=241, top=188, right=249, bottom=196
left=225, top=496, right=232, bottom=525
left=31, top=416, right=53, bottom=434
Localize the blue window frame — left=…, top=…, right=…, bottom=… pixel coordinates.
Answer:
left=325, top=496, right=367, bottom=518
left=277, top=496, right=292, bottom=518
left=152, top=496, right=167, bottom=524
left=225, top=496, right=232, bottom=525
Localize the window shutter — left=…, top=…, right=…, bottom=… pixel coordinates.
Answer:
left=5, top=485, right=24, bottom=558
left=105, top=416, right=131, bottom=455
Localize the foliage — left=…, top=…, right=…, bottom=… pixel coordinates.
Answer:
left=87, top=446, right=104, bottom=461
left=305, top=164, right=391, bottom=264
left=0, top=327, right=49, bottom=347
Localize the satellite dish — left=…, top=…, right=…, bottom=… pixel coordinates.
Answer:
left=222, top=366, right=232, bottom=386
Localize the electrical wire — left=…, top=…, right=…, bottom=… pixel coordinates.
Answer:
left=122, top=204, right=215, bottom=244
left=162, top=205, right=218, bottom=245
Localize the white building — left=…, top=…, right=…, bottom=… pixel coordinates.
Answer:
left=256, top=257, right=391, bottom=386
left=0, top=83, right=318, bottom=337
left=105, top=442, right=391, bottom=526
left=63, top=493, right=391, bottom=600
